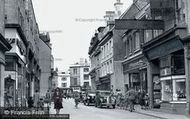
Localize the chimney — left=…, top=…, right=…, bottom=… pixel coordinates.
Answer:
left=104, top=11, right=116, bottom=25
left=114, top=0, right=123, bottom=18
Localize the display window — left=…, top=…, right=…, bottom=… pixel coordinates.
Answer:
left=161, top=77, right=186, bottom=102
left=173, top=79, right=186, bottom=101
left=161, top=80, right=172, bottom=101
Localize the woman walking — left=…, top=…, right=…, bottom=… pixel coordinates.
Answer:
left=53, top=87, right=63, bottom=114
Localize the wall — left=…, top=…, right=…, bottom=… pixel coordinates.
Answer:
left=39, top=38, right=51, bottom=96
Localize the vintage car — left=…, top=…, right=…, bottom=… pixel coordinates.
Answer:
left=83, top=92, right=96, bottom=106
left=95, top=90, right=116, bottom=109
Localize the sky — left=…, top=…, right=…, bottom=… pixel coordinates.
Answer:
left=32, top=0, right=133, bottom=71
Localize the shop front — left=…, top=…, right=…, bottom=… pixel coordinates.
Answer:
left=143, top=27, right=187, bottom=114
left=123, top=56, right=147, bottom=92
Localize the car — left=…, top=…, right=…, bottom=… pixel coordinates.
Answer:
left=83, top=92, right=96, bottom=106
left=95, top=90, right=116, bottom=109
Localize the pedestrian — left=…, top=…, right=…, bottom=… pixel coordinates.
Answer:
left=45, top=89, right=51, bottom=107
left=27, top=96, right=33, bottom=108
left=144, top=94, right=149, bottom=110
left=53, top=87, right=63, bottom=114
left=33, top=90, right=40, bottom=109
left=95, top=91, right=101, bottom=107
left=38, top=98, right=44, bottom=110
left=74, top=92, right=80, bottom=108
left=127, top=87, right=136, bottom=112
left=139, top=90, right=146, bottom=109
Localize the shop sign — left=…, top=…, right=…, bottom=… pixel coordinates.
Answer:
left=123, top=58, right=146, bottom=72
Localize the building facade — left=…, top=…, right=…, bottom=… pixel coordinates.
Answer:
left=0, top=0, right=52, bottom=107
left=118, top=0, right=190, bottom=116
left=69, top=59, right=91, bottom=92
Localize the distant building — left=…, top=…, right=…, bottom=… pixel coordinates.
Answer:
left=57, top=71, right=70, bottom=89
left=69, top=59, right=91, bottom=92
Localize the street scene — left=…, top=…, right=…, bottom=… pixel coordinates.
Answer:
left=1, top=0, right=190, bottom=118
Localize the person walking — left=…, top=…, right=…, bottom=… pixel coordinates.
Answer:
left=127, top=87, right=136, bottom=112
left=33, top=90, right=40, bottom=109
left=74, top=92, right=80, bottom=108
left=53, top=87, right=63, bottom=114
left=139, top=90, right=146, bottom=109
left=45, top=90, right=51, bottom=107
left=27, top=96, right=34, bottom=108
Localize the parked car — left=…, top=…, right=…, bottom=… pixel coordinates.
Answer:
left=95, top=90, right=116, bottom=109
left=83, top=92, right=96, bottom=106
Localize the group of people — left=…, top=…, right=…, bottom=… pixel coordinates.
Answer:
left=27, top=90, right=51, bottom=110
left=116, top=88, right=150, bottom=112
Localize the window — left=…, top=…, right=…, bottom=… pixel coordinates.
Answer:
left=107, top=62, right=109, bottom=74
left=73, top=68, right=77, bottom=74
left=73, top=78, right=78, bottom=85
left=62, top=77, right=66, bottom=81
left=128, top=36, right=133, bottom=54
left=110, top=60, right=113, bottom=73
left=5, top=61, right=16, bottom=71
left=62, top=83, right=67, bottom=87
left=84, top=74, right=89, bottom=80
left=84, top=68, right=89, bottom=72
left=153, top=30, right=163, bottom=38
left=134, top=31, right=140, bottom=50
left=161, top=80, right=172, bottom=101
left=84, top=82, right=89, bottom=87
left=144, top=30, right=153, bottom=43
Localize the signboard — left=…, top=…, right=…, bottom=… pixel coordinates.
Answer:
left=115, top=19, right=164, bottom=30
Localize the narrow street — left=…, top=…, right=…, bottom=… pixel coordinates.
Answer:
left=50, top=99, right=161, bottom=119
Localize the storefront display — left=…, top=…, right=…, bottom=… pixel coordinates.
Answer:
left=161, top=79, right=172, bottom=101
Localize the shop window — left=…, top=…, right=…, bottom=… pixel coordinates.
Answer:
left=161, top=80, right=172, bottom=101
left=173, top=79, right=186, bottom=101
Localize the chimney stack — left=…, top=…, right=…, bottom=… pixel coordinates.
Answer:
left=104, top=11, right=116, bottom=25
left=114, top=0, right=123, bottom=18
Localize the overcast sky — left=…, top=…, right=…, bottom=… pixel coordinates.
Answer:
left=32, top=0, right=133, bottom=71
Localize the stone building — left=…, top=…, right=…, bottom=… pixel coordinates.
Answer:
left=0, top=0, right=12, bottom=107
left=69, top=59, right=91, bottom=92
left=0, top=0, right=48, bottom=107
left=114, top=0, right=190, bottom=116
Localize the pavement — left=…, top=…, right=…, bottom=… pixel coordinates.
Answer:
left=49, top=99, right=190, bottom=119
